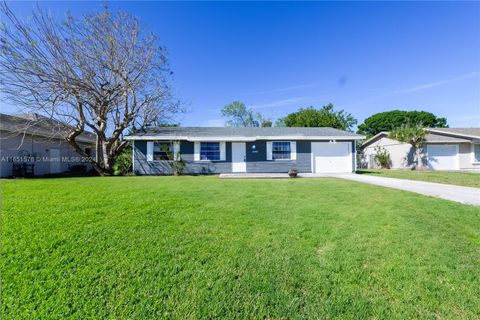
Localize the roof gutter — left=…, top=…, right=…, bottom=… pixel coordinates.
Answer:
left=361, top=129, right=480, bottom=149
left=125, top=135, right=365, bottom=141
left=359, top=132, right=389, bottom=148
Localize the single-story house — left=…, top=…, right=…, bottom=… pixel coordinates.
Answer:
left=125, top=127, right=365, bottom=175
left=360, top=128, right=480, bottom=171
left=0, top=113, right=96, bottom=177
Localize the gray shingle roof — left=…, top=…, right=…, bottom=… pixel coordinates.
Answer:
left=0, top=113, right=96, bottom=144
left=424, top=133, right=470, bottom=143
left=426, top=127, right=480, bottom=138
left=126, top=126, right=364, bottom=140
left=361, top=127, right=479, bottom=148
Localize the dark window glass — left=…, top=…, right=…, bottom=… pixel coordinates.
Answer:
left=200, top=142, right=220, bottom=161
left=84, top=148, right=92, bottom=156
left=154, top=142, right=172, bottom=160
left=272, top=141, right=291, bottom=160
left=475, top=144, right=480, bottom=162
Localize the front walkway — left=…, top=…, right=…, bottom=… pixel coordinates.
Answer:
left=220, top=173, right=290, bottom=179
left=219, top=173, right=335, bottom=179
left=335, top=174, right=480, bottom=206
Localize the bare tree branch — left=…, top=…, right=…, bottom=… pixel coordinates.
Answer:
left=0, top=2, right=182, bottom=175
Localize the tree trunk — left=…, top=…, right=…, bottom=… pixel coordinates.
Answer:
left=415, top=146, right=423, bottom=170
left=66, top=138, right=109, bottom=176
left=95, top=134, right=102, bottom=164
left=90, top=161, right=108, bottom=176
left=101, top=143, right=115, bottom=175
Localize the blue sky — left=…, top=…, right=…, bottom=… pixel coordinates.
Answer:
left=5, top=1, right=480, bottom=128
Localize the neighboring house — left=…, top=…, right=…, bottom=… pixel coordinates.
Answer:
left=360, top=128, right=480, bottom=171
left=0, top=113, right=96, bottom=177
left=125, top=127, right=365, bottom=175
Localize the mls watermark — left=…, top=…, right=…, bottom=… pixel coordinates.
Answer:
left=1, top=156, right=94, bottom=163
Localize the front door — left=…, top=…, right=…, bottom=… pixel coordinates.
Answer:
left=232, top=142, right=246, bottom=172
left=49, top=148, right=61, bottom=174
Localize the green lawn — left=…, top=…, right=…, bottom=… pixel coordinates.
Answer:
left=2, top=177, right=479, bottom=319
left=357, top=169, right=480, bottom=188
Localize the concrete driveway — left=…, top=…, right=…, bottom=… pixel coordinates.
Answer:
left=335, top=174, right=480, bottom=206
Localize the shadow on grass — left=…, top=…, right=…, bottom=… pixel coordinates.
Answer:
left=356, top=169, right=382, bottom=175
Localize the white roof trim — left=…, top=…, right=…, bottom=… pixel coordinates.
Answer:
left=425, top=141, right=470, bottom=144
left=187, top=137, right=256, bottom=142
left=426, top=129, right=480, bottom=140
left=247, top=135, right=365, bottom=140
left=125, top=135, right=187, bottom=141
left=125, top=135, right=365, bottom=141
left=361, top=129, right=479, bottom=148
left=360, top=132, right=389, bottom=148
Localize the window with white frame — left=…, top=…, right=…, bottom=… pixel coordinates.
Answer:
left=154, top=142, right=173, bottom=160
left=474, top=144, right=480, bottom=163
left=272, top=141, right=291, bottom=160
left=200, top=142, right=220, bottom=161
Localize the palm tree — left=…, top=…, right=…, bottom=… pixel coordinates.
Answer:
left=390, top=123, right=427, bottom=170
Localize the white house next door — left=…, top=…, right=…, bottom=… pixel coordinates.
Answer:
left=232, top=142, right=246, bottom=172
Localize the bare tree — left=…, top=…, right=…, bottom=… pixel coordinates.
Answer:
left=0, top=3, right=181, bottom=175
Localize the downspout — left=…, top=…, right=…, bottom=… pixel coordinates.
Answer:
left=132, top=140, right=135, bottom=175
left=95, top=133, right=99, bottom=163
left=354, top=141, right=357, bottom=172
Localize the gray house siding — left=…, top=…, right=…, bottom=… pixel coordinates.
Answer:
left=134, top=139, right=359, bottom=175
left=181, top=141, right=232, bottom=174
left=133, top=140, right=233, bottom=175
left=133, top=140, right=168, bottom=175
left=0, top=130, right=94, bottom=177
left=245, top=140, right=311, bottom=173
left=128, top=126, right=364, bottom=175
left=133, top=140, right=359, bottom=175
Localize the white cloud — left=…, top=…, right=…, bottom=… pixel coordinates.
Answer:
left=389, top=71, right=480, bottom=95
left=354, top=71, right=480, bottom=106
left=251, top=83, right=323, bottom=95
left=248, top=97, right=308, bottom=109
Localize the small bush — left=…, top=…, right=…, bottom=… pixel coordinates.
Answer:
left=374, top=146, right=392, bottom=169
left=170, top=156, right=185, bottom=176
left=163, top=141, right=185, bottom=176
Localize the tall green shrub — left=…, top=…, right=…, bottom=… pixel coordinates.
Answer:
left=113, top=145, right=133, bottom=176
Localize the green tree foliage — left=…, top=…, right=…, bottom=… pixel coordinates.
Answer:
left=113, top=145, right=133, bottom=176
left=390, top=123, right=427, bottom=170
left=358, top=110, right=447, bottom=137
left=280, top=103, right=357, bottom=132
left=274, top=118, right=286, bottom=127
left=261, top=120, right=273, bottom=127
left=221, top=101, right=265, bottom=127
left=155, top=123, right=179, bottom=127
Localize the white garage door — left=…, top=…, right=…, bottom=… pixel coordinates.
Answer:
left=312, top=142, right=352, bottom=173
left=427, top=145, right=458, bottom=170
